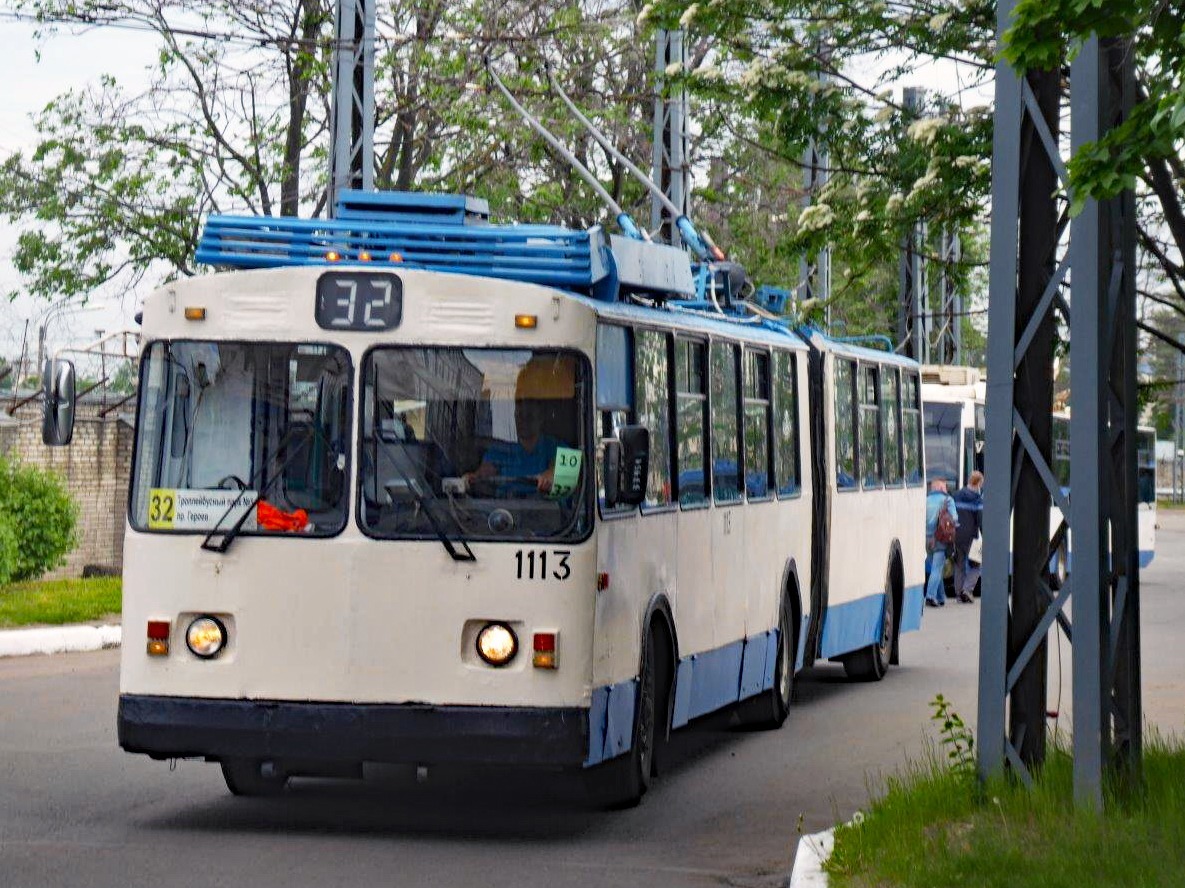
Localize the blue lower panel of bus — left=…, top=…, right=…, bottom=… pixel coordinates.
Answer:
left=819, top=594, right=886, bottom=659
left=586, top=629, right=779, bottom=765
left=901, top=584, right=925, bottom=633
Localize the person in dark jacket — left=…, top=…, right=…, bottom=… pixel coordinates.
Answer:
left=952, top=471, right=984, bottom=603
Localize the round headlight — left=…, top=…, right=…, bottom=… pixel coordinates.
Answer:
left=476, top=623, right=518, bottom=667
left=186, top=616, right=227, bottom=659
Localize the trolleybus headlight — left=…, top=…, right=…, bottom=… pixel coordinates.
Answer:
left=476, top=623, right=518, bottom=667
left=185, top=616, right=227, bottom=659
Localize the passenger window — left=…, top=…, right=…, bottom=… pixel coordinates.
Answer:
left=882, top=367, right=903, bottom=485
left=743, top=350, right=773, bottom=499
left=859, top=364, right=882, bottom=488
left=710, top=341, right=742, bottom=504
left=903, top=371, right=924, bottom=485
left=675, top=338, right=709, bottom=507
left=635, top=329, right=673, bottom=509
left=834, top=358, right=857, bottom=489
left=774, top=351, right=801, bottom=497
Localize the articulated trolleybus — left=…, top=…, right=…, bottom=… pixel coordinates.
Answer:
left=44, top=191, right=925, bottom=806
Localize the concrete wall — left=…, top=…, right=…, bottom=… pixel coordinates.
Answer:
left=0, top=394, right=134, bottom=579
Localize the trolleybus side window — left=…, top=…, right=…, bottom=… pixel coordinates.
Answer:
left=359, top=347, right=591, bottom=542
left=635, top=328, right=674, bottom=510
left=597, top=323, right=635, bottom=515
left=675, top=337, right=709, bottom=508
left=743, top=348, right=774, bottom=500
left=710, top=340, right=742, bottom=504
left=882, top=366, right=903, bottom=486
left=859, top=363, right=883, bottom=488
left=773, top=350, right=801, bottom=497
left=130, top=340, right=352, bottom=536
left=903, top=371, right=924, bottom=485
left=834, top=358, right=858, bottom=490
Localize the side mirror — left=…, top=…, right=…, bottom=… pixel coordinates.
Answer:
left=42, top=358, right=76, bottom=446
left=615, top=425, right=650, bottom=507
left=603, top=439, right=622, bottom=508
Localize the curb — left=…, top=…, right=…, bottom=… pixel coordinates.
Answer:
left=0, top=624, right=122, bottom=658
left=788, top=828, right=835, bottom=888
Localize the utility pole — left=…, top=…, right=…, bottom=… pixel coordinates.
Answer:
left=327, top=0, right=375, bottom=217
left=651, top=28, right=689, bottom=247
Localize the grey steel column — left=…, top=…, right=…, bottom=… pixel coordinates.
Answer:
left=1070, top=32, right=1141, bottom=809
left=976, top=0, right=1023, bottom=781
left=328, top=0, right=375, bottom=216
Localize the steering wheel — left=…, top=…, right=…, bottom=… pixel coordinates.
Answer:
left=217, top=474, right=248, bottom=491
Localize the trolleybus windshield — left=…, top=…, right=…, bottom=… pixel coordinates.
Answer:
left=360, top=347, right=591, bottom=542
left=130, top=341, right=352, bottom=538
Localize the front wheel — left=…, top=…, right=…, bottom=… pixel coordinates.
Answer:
left=843, top=579, right=894, bottom=682
left=220, top=758, right=289, bottom=797
left=588, top=631, right=660, bottom=809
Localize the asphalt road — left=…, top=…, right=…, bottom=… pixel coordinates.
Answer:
left=2, top=514, right=1182, bottom=888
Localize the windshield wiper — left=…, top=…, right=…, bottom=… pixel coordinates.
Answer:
left=382, top=435, right=476, bottom=562
left=200, top=425, right=313, bottom=554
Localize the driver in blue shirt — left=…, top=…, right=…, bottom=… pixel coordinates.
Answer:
left=464, top=399, right=559, bottom=495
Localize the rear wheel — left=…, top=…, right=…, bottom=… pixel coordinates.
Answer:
left=843, top=576, right=894, bottom=682
left=220, top=758, right=289, bottom=797
left=736, top=597, right=794, bottom=728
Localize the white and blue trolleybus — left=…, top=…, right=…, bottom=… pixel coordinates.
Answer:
left=43, top=190, right=927, bottom=806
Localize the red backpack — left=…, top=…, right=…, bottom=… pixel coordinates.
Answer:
left=935, top=503, right=957, bottom=547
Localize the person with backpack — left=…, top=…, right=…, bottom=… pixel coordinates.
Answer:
left=924, top=477, right=959, bottom=607
left=952, top=471, right=985, bottom=604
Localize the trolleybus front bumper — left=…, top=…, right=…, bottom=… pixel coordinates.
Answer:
left=118, top=694, right=589, bottom=768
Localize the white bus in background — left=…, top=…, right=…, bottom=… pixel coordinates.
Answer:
left=43, top=191, right=925, bottom=808
left=920, top=365, right=1156, bottom=576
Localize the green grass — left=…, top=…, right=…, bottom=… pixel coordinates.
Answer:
left=0, top=577, right=122, bottom=628
left=826, top=732, right=1185, bottom=888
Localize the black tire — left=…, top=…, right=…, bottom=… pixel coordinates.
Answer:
left=220, top=758, right=289, bottom=797
left=843, top=577, right=894, bottom=682
left=589, top=629, right=661, bottom=809
left=736, top=597, right=794, bottom=729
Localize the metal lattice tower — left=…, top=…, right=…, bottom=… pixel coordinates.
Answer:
left=897, top=87, right=928, bottom=360
left=977, top=0, right=1141, bottom=808
left=328, top=0, right=375, bottom=217
left=799, top=57, right=832, bottom=319
left=651, top=29, right=690, bottom=246
left=933, top=229, right=963, bottom=364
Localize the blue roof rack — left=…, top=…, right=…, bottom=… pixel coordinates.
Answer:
left=195, top=190, right=610, bottom=290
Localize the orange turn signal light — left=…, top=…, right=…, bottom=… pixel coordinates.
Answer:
left=325, top=250, right=342, bottom=262
left=147, top=619, right=170, bottom=656
left=389, top=252, right=403, bottom=263
left=183, top=307, right=206, bottom=321
left=358, top=250, right=373, bottom=262
left=533, top=631, right=558, bottom=669
left=515, top=314, right=538, bottom=330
